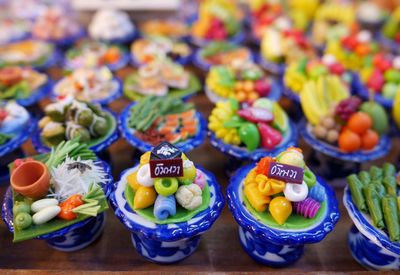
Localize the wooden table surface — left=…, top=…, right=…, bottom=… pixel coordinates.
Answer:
left=0, top=65, right=399, bottom=274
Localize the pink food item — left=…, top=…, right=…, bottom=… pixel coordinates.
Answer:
left=293, top=197, right=321, bottom=219
left=238, top=107, right=274, bottom=123
left=257, top=122, right=282, bottom=150
left=194, top=169, right=207, bottom=190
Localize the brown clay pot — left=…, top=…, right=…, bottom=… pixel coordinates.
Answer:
left=10, top=160, right=50, bottom=199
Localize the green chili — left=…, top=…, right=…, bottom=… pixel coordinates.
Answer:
left=382, top=196, right=400, bottom=242
left=347, top=174, right=367, bottom=212
left=363, top=184, right=384, bottom=229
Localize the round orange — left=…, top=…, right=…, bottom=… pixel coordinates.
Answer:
left=347, top=112, right=372, bottom=135
left=338, top=129, right=361, bottom=152
left=361, top=129, right=379, bottom=150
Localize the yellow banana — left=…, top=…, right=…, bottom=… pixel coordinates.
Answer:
left=393, top=90, right=400, bottom=128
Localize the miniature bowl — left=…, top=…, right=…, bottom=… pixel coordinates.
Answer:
left=32, top=49, right=61, bottom=71
left=208, top=119, right=298, bottom=162
left=118, top=102, right=207, bottom=154
left=92, top=29, right=139, bottom=45
left=353, top=73, right=394, bottom=109
left=343, top=186, right=400, bottom=270
left=109, top=165, right=224, bottom=264
left=205, top=79, right=282, bottom=104
left=50, top=77, right=122, bottom=106
left=36, top=28, right=86, bottom=48
left=130, top=50, right=193, bottom=67
left=256, top=53, right=285, bottom=76
left=31, top=109, right=119, bottom=154
left=227, top=164, right=340, bottom=267
left=14, top=79, right=53, bottom=107
left=2, top=160, right=113, bottom=252
left=10, top=160, right=50, bottom=199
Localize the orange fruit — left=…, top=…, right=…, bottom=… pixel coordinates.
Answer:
left=338, top=130, right=361, bottom=152
left=347, top=112, right=372, bottom=135
left=361, top=129, right=379, bottom=150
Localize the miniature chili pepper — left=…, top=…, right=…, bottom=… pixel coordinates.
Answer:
left=256, top=156, right=273, bottom=175
left=257, top=122, right=282, bottom=150
left=238, top=122, right=260, bottom=151
left=223, top=115, right=245, bottom=128
left=238, top=107, right=273, bottom=123
left=58, top=194, right=84, bottom=220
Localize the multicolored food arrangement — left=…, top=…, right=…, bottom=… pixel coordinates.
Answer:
left=54, top=67, right=119, bottom=103
left=208, top=98, right=290, bottom=151
left=243, top=147, right=325, bottom=227
left=196, top=41, right=252, bottom=69
left=38, top=96, right=114, bottom=147
left=346, top=163, right=400, bottom=242
left=124, top=59, right=200, bottom=100
left=65, top=41, right=128, bottom=71
left=206, top=63, right=272, bottom=103
left=190, top=0, right=242, bottom=44
left=9, top=139, right=110, bottom=242
left=0, top=67, right=48, bottom=101
left=0, top=101, right=30, bottom=146
left=0, top=40, right=55, bottom=68
left=126, top=96, right=198, bottom=146
left=381, top=7, right=400, bottom=47
left=139, top=19, right=189, bottom=39
left=131, top=37, right=192, bottom=65
left=0, top=17, right=30, bottom=44
left=284, top=55, right=352, bottom=95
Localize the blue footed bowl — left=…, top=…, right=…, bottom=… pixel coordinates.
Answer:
left=2, top=160, right=113, bottom=252
left=353, top=73, right=394, bottom=109
left=40, top=28, right=86, bottom=48
left=94, top=29, right=139, bottom=45
left=208, top=119, right=298, bottom=161
left=205, top=78, right=282, bottom=104
left=31, top=109, right=119, bottom=154
left=109, top=165, right=225, bottom=264
left=256, top=54, right=285, bottom=76
left=118, top=102, right=207, bottom=154
left=51, top=77, right=122, bottom=106
left=33, top=49, right=61, bottom=71
left=0, top=118, right=35, bottom=158
left=192, top=48, right=255, bottom=72
left=15, top=80, right=53, bottom=107
left=344, top=187, right=400, bottom=270
left=299, top=119, right=392, bottom=163
left=227, top=164, right=340, bottom=267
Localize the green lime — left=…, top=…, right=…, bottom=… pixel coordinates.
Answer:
left=271, top=102, right=289, bottom=133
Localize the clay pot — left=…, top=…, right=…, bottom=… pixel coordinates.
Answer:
left=10, top=160, right=50, bottom=199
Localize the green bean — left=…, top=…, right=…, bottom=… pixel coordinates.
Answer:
left=383, top=163, right=396, bottom=178
left=383, top=176, right=397, bottom=197
left=347, top=174, right=367, bottom=212
left=363, top=184, right=384, bottom=229
left=371, top=180, right=386, bottom=198
left=382, top=196, right=400, bottom=242
left=358, top=171, right=371, bottom=186
left=369, top=166, right=383, bottom=181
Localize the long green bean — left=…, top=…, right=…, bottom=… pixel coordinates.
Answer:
left=347, top=174, right=367, bottom=212
left=382, top=196, right=400, bottom=242
left=363, top=184, right=384, bottom=229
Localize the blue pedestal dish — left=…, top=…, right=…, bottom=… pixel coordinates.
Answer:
left=109, top=166, right=224, bottom=264
left=227, top=164, right=340, bottom=267
left=2, top=160, right=113, bottom=252
left=344, top=187, right=400, bottom=270
left=256, top=54, right=285, bottom=76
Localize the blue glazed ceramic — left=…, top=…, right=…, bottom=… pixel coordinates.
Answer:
left=205, top=79, right=282, bottom=104
left=256, top=53, right=285, bottom=76
left=2, top=160, right=113, bottom=252
left=377, top=32, right=400, bottom=55
left=208, top=119, right=298, bottom=161
left=344, top=187, right=400, bottom=270
left=95, top=30, right=139, bottom=45
left=299, top=119, right=392, bottom=162
left=51, top=77, right=122, bottom=106
left=33, top=49, right=61, bottom=71
left=227, top=164, right=340, bottom=267
left=109, top=165, right=224, bottom=264
left=118, top=102, right=207, bottom=154
left=14, top=80, right=52, bottom=107
left=31, top=109, right=119, bottom=154
left=0, top=118, right=35, bottom=158
left=353, top=73, right=393, bottom=109
left=40, top=28, right=86, bottom=48
left=192, top=48, right=255, bottom=72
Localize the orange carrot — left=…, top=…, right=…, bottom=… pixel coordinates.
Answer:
left=58, top=194, right=84, bottom=220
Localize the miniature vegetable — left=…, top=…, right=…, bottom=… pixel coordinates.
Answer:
left=382, top=196, right=400, bottom=242
left=13, top=201, right=31, bottom=216
left=347, top=174, right=367, bottom=212
left=32, top=205, right=61, bottom=225
left=31, top=198, right=58, bottom=213
left=14, top=212, right=32, bottom=230
left=363, top=184, right=384, bottom=229
left=58, top=195, right=84, bottom=221
left=238, top=123, right=260, bottom=151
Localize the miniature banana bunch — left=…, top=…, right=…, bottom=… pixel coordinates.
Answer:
left=284, top=63, right=307, bottom=93
left=208, top=100, right=241, bottom=145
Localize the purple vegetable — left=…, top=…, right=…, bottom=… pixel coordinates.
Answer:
left=237, top=107, right=274, bottom=123
left=293, top=197, right=321, bottom=219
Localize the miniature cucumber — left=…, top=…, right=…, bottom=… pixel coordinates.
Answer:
left=31, top=198, right=59, bottom=213
left=32, top=206, right=61, bottom=225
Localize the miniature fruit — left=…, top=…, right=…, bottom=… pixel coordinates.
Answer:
left=338, top=130, right=361, bottom=152
left=359, top=102, right=389, bottom=134
left=347, top=112, right=372, bottom=135
left=269, top=196, right=293, bottom=225
left=258, top=122, right=282, bottom=150
left=178, top=160, right=197, bottom=185
left=239, top=123, right=260, bottom=151
left=361, top=129, right=379, bottom=150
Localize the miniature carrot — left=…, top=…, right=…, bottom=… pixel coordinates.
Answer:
left=58, top=194, right=84, bottom=220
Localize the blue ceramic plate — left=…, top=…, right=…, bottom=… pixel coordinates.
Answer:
left=353, top=73, right=394, bottom=109
left=0, top=118, right=35, bottom=157
left=109, top=165, right=224, bottom=242
left=209, top=119, right=297, bottom=161
left=2, top=160, right=113, bottom=239
left=14, top=80, right=53, bottom=107
left=343, top=186, right=400, bottom=255
left=299, top=119, right=392, bottom=162
left=119, top=102, right=207, bottom=153
left=31, top=109, right=119, bottom=154
left=256, top=53, right=285, bottom=76
left=51, top=77, right=122, bottom=106
left=32, top=49, right=61, bottom=71
left=205, top=79, right=282, bottom=104
left=227, top=163, right=340, bottom=246
left=37, top=28, right=86, bottom=48
left=192, top=47, right=255, bottom=71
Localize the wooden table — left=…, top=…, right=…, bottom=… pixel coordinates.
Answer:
left=0, top=65, right=399, bottom=274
